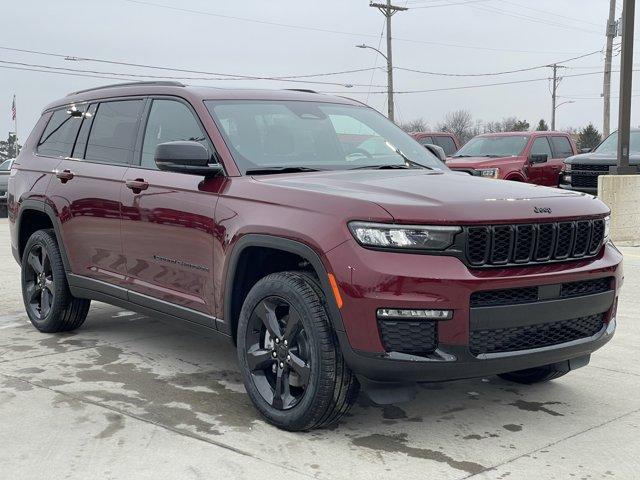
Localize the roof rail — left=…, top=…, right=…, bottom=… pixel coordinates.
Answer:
left=284, top=88, right=319, bottom=94
left=67, top=81, right=185, bottom=97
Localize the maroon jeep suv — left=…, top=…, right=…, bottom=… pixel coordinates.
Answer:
left=8, top=82, right=622, bottom=431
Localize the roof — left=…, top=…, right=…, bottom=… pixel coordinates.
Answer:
left=43, top=81, right=363, bottom=112
left=477, top=131, right=570, bottom=137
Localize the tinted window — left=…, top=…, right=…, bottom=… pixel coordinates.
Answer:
left=531, top=137, right=553, bottom=158
left=550, top=136, right=573, bottom=158
left=72, top=103, right=97, bottom=159
left=141, top=100, right=209, bottom=168
left=434, top=136, right=457, bottom=156
left=37, top=108, right=85, bottom=158
left=85, top=100, right=143, bottom=164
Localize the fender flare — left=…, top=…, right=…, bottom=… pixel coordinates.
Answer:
left=504, top=173, right=526, bottom=182
left=222, top=234, right=345, bottom=340
left=16, top=199, right=71, bottom=272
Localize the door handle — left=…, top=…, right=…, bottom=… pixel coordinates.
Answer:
left=55, top=169, right=74, bottom=183
left=125, top=178, right=149, bottom=193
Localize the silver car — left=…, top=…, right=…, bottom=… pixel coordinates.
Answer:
left=0, top=159, right=14, bottom=210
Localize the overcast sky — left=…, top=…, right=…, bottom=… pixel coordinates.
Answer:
left=0, top=0, right=635, bottom=142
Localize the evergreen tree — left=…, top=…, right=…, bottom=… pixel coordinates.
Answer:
left=536, top=119, right=549, bottom=131
left=577, top=123, right=602, bottom=151
left=0, top=132, right=21, bottom=160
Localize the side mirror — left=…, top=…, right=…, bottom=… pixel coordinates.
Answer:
left=155, top=141, right=223, bottom=177
left=424, top=143, right=447, bottom=163
left=580, top=148, right=592, bottom=154
left=529, top=153, right=548, bottom=164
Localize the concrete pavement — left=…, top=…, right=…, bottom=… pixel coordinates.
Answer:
left=0, top=218, right=638, bottom=479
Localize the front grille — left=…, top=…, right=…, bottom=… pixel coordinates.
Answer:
left=571, top=164, right=610, bottom=189
left=465, top=219, right=606, bottom=267
left=470, top=277, right=613, bottom=308
left=378, top=320, right=437, bottom=356
left=469, top=314, right=604, bottom=355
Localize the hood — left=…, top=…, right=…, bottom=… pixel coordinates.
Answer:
left=446, top=156, right=522, bottom=169
left=253, top=169, right=609, bottom=224
left=566, top=152, right=640, bottom=165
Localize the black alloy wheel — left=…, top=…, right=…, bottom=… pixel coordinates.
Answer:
left=245, top=296, right=311, bottom=410
left=24, top=243, right=55, bottom=320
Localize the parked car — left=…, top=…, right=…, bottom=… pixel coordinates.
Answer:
left=410, top=132, right=461, bottom=157
left=0, top=158, right=14, bottom=215
left=560, top=129, right=640, bottom=194
left=447, top=131, right=577, bottom=186
left=9, top=82, right=621, bottom=431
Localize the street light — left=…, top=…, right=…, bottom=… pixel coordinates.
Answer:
left=553, top=100, right=575, bottom=130
left=356, top=43, right=394, bottom=121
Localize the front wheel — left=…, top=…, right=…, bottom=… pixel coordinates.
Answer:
left=237, top=271, right=359, bottom=431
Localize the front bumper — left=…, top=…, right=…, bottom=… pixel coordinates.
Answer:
left=326, top=240, right=623, bottom=382
left=559, top=183, right=598, bottom=195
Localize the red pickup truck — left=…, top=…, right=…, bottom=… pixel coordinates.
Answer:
left=410, top=132, right=461, bottom=157
left=447, top=132, right=577, bottom=186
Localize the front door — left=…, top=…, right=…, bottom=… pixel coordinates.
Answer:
left=120, top=98, right=224, bottom=324
left=526, top=136, right=555, bottom=185
left=47, top=99, right=145, bottom=291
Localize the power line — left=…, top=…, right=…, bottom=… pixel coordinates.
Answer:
left=493, top=0, right=603, bottom=28
left=411, top=0, right=491, bottom=8
left=116, top=0, right=593, bottom=55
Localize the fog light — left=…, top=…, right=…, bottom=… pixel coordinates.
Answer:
left=562, top=174, right=571, bottom=183
left=377, top=308, right=453, bottom=320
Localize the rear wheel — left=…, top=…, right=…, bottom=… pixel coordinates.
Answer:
left=237, top=271, right=359, bottom=431
left=498, top=365, right=568, bottom=384
left=21, top=229, right=91, bottom=333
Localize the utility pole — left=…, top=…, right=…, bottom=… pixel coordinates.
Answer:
left=603, top=0, right=617, bottom=138
left=612, top=0, right=638, bottom=174
left=549, top=64, right=566, bottom=131
left=369, top=1, right=407, bottom=123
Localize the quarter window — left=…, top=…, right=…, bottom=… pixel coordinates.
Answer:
left=550, top=136, right=574, bottom=158
left=85, top=100, right=143, bottom=165
left=141, top=100, right=209, bottom=169
left=37, top=108, right=85, bottom=158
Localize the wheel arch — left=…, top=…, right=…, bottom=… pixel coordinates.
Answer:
left=16, top=199, right=70, bottom=271
left=222, top=234, right=345, bottom=344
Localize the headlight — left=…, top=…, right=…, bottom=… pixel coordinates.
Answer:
left=564, top=163, right=572, bottom=172
left=348, top=222, right=461, bottom=251
left=604, top=215, right=610, bottom=242
left=477, top=168, right=499, bottom=179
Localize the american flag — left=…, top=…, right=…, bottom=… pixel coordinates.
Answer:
left=11, top=95, right=16, bottom=121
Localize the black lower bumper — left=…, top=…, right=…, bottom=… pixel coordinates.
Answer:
left=338, top=319, right=615, bottom=383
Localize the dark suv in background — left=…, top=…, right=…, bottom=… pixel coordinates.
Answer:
left=560, top=129, right=640, bottom=194
left=8, top=82, right=622, bottom=431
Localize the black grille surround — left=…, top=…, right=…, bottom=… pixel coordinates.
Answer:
left=469, top=314, right=605, bottom=356
left=570, top=164, right=610, bottom=189
left=378, top=319, right=437, bottom=356
left=464, top=218, right=606, bottom=268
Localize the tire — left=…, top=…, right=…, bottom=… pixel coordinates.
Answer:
left=498, top=365, right=568, bottom=384
left=237, top=271, right=359, bottom=431
left=21, top=229, right=91, bottom=333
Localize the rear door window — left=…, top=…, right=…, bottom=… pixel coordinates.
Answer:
left=433, top=136, right=457, bottom=156
left=85, top=100, right=143, bottom=164
left=418, top=136, right=434, bottom=146
left=37, top=108, right=85, bottom=158
left=550, top=136, right=574, bottom=158
left=530, top=137, right=553, bottom=158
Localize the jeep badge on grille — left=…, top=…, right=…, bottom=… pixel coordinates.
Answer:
left=534, top=207, right=552, bottom=214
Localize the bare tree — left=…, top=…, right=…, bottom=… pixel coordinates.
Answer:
left=398, top=118, right=430, bottom=133
left=437, top=110, right=474, bottom=143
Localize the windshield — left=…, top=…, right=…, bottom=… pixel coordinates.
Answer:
left=0, top=160, right=12, bottom=171
left=205, top=100, right=446, bottom=174
left=594, top=130, right=640, bottom=155
left=453, top=135, right=529, bottom=158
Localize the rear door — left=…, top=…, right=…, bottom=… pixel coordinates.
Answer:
left=526, top=136, right=554, bottom=185
left=548, top=135, right=575, bottom=186
left=120, top=97, right=224, bottom=323
left=47, top=99, right=145, bottom=292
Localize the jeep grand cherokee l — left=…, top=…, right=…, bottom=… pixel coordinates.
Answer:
left=8, top=82, right=622, bottom=431
left=448, top=131, right=577, bottom=185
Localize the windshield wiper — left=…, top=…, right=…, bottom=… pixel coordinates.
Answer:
left=352, top=164, right=411, bottom=170
left=246, top=166, right=323, bottom=175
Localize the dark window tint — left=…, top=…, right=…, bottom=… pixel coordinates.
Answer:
left=550, top=136, right=574, bottom=158
left=37, top=108, right=85, bottom=157
left=72, top=103, right=97, bottom=159
left=85, top=100, right=143, bottom=164
left=531, top=137, right=553, bottom=158
left=434, top=136, right=457, bottom=156
left=141, top=100, right=209, bottom=168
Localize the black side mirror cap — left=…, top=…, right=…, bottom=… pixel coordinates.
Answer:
left=423, top=143, right=447, bottom=163
left=155, top=141, right=223, bottom=177
left=529, top=153, right=548, bottom=164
